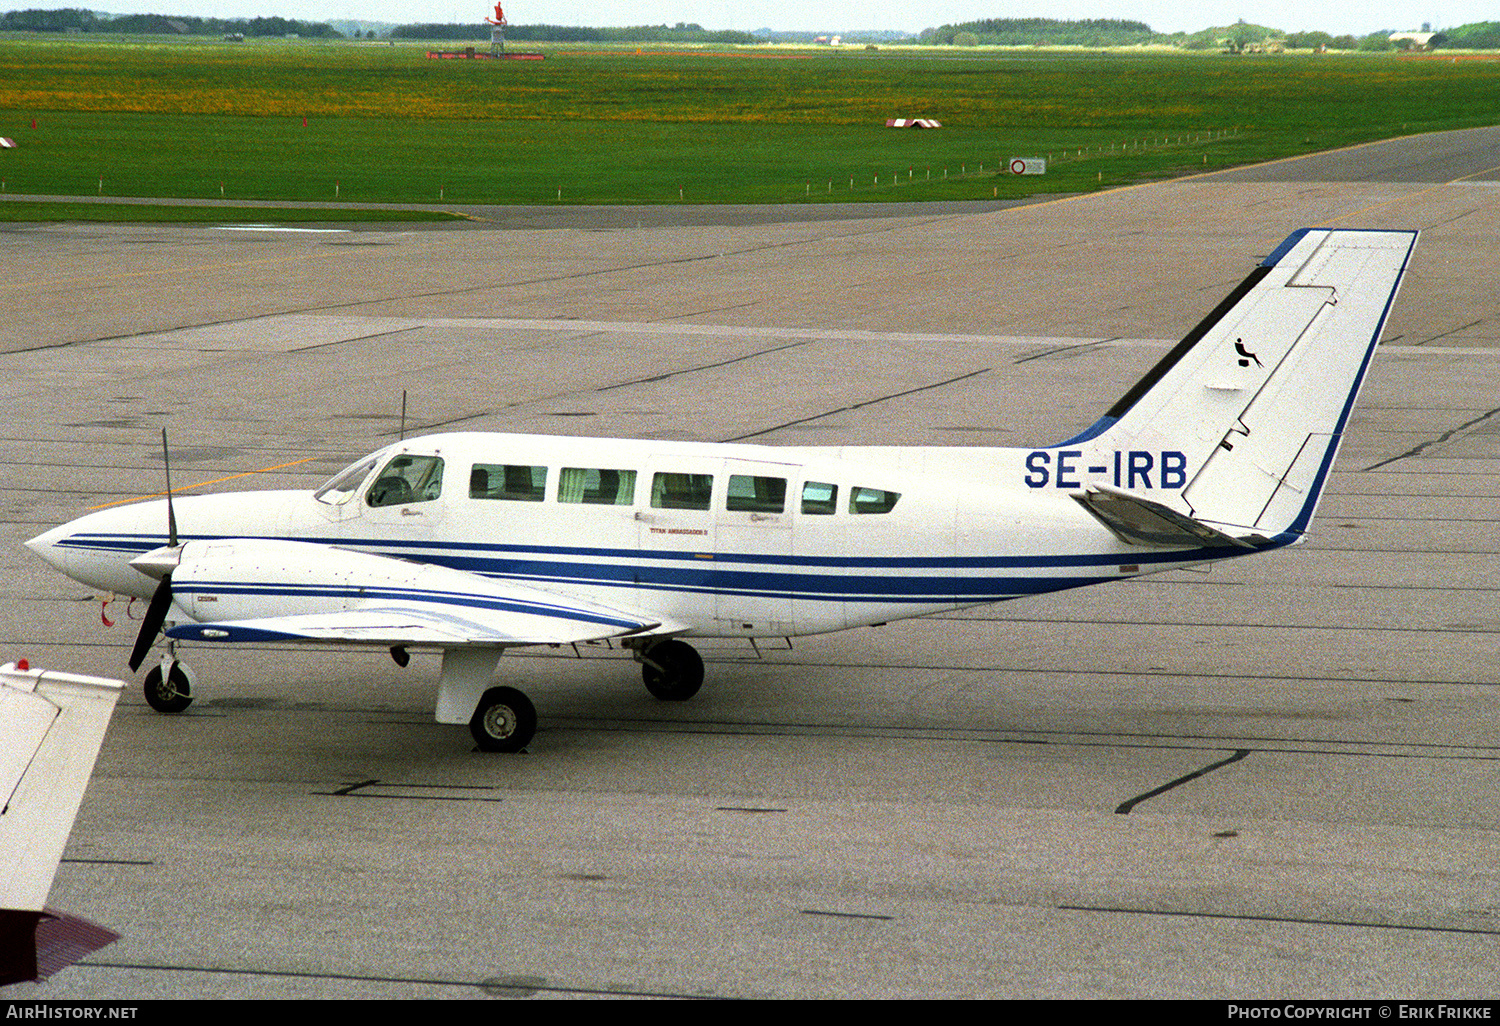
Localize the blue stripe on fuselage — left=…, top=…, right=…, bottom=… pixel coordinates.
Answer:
left=58, top=531, right=1264, bottom=605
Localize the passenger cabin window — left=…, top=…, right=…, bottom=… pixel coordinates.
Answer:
left=559, top=467, right=636, bottom=505
left=471, top=463, right=546, bottom=502
left=367, top=455, right=444, bottom=507
left=800, top=481, right=838, bottom=515
left=651, top=472, right=713, bottom=511
left=314, top=456, right=379, bottom=505
left=727, top=474, right=786, bottom=514
left=850, top=486, right=900, bottom=515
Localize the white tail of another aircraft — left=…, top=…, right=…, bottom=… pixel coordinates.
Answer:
left=1046, top=228, right=1416, bottom=549
left=0, top=661, right=122, bottom=985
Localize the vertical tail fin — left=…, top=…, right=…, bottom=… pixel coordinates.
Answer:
left=1068, top=228, right=1416, bottom=543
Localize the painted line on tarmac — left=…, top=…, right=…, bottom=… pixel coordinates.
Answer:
left=213, top=224, right=351, bottom=233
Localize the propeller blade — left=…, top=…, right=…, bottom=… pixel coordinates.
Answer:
left=160, top=428, right=178, bottom=548
left=129, top=429, right=182, bottom=673
left=128, top=575, right=174, bottom=672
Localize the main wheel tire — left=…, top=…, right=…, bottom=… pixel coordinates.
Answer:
left=469, top=686, right=536, bottom=753
left=143, top=662, right=193, bottom=714
left=641, top=639, right=704, bottom=701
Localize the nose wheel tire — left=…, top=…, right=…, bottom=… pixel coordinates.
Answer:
left=640, top=639, right=704, bottom=701
left=143, top=661, right=193, bottom=714
left=469, top=686, right=536, bottom=753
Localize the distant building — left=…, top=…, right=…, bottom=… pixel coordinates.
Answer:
left=1389, top=31, right=1441, bottom=50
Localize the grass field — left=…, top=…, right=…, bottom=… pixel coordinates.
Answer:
left=1, top=36, right=1498, bottom=208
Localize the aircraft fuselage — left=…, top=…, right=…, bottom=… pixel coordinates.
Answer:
left=29, top=431, right=1227, bottom=643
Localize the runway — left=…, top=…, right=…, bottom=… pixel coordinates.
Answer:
left=1, top=129, right=1498, bottom=998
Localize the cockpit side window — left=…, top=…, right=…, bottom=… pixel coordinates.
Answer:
left=367, top=454, right=444, bottom=508
left=314, top=456, right=380, bottom=506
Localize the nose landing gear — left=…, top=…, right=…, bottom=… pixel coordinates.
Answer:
left=143, top=652, right=193, bottom=714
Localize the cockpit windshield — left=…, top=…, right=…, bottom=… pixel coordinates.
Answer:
left=313, top=456, right=380, bottom=505
left=366, top=454, right=445, bottom=507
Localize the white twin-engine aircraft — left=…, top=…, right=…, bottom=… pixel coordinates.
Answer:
left=27, top=228, right=1417, bottom=753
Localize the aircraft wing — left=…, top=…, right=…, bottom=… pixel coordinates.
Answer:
left=165, top=601, right=660, bottom=647
left=1072, top=485, right=1266, bottom=549
left=0, top=662, right=123, bottom=985
left=159, top=538, right=669, bottom=648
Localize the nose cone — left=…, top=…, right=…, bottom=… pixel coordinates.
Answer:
left=25, top=522, right=73, bottom=574
left=24, top=502, right=171, bottom=600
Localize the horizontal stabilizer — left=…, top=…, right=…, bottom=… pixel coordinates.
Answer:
left=1073, top=486, right=1263, bottom=549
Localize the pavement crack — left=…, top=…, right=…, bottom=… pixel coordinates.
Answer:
left=1364, top=405, right=1500, bottom=470
left=1114, top=749, right=1250, bottom=814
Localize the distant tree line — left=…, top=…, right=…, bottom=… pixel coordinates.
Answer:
left=389, top=22, right=757, bottom=44
left=916, top=16, right=1500, bottom=51
left=3, top=9, right=1500, bottom=50
left=1180, top=24, right=1387, bottom=51
left=0, top=7, right=340, bottom=36
left=916, top=18, right=1159, bottom=47
left=1443, top=22, right=1500, bottom=48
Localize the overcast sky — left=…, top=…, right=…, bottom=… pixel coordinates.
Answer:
left=87, top=0, right=1483, bottom=36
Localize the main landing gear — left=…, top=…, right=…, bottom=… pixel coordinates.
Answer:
left=636, top=638, right=704, bottom=701
left=469, top=686, right=537, bottom=753
left=468, top=638, right=706, bottom=752
left=134, top=637, right=709, bottom=754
